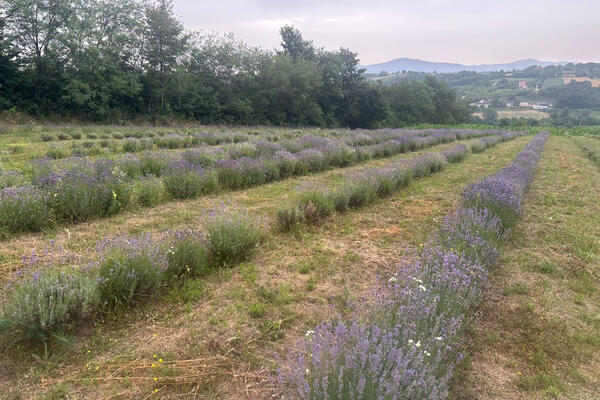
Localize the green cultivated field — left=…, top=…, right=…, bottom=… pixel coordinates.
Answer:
left=0, top=125, right=598, bottom=399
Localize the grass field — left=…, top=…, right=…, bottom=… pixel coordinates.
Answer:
left=497, top=110, right=551, bottom=120
left=563, top=77, right=600, bottom=88
left=0, top=126, right=598, bottom=399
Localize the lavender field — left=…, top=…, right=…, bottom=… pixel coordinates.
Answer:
left=0, top=126, right=598, bottom=399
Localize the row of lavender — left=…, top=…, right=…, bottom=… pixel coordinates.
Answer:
left=277, top=131, right=527, bottom=231
left=0, top=208, right=264, bottom=341
left=37, top=128, right=480, bottom=161
left=571, top=136, right=600, bottom=166
left=41, top=129, right=305, bottom=160
left=42, top=128, right=496, bottom=174
left=40, top=128, right=508, bottom=157
left=40, top=129, right=252, bottom=145
left=278, top=131, right=549, bottom=399
left=0, top=130, right=507, bottom=238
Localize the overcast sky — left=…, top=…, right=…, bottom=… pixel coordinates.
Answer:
left=173, top=0, right=599, bottom=66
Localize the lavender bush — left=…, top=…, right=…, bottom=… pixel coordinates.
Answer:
left=277, top=206, right=306, bottom=232
left=163, top=160, right=218, bottom=199
left=205, top=209, right=264, bottom=266
left=133, top=176, right=165, bottom=207
left=164, top=230, right=211, bottom=279
left=96, top=235, right=167, bottom=309
left=0, top=186, right=52, bottom=237
left=139, top=152, right=170, bottom=176
left=217, top=157, right=269, bottom=189
left=35, top=158, right=132, bottom=222
left=278, top=132, right=549, bottom=399
left=1, top=268, right=100, bottom=338
left=442, top=144, right=468, bottom=163
left=0, top=169, right=25, bottom=189
left=294, top=185, right=335, bottom=224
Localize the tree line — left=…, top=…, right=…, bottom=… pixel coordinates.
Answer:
left=0, top=0, right=469, bottom=128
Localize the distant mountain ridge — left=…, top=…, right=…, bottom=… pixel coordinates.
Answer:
left=363, top=58, right=571, bottom=74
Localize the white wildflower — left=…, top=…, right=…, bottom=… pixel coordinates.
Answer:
left=418, top=284, right=427, bottom=292
left=388, top=276, right=397, bottom=283
left=415, top=340, right=421, bottom=348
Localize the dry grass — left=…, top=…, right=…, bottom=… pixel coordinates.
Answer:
left=497, top=110, right=550, bottom=120
left=563, top=77, right=600, bottom=88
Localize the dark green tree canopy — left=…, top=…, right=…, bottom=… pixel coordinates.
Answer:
left=0, top=3, right=469, bottom=127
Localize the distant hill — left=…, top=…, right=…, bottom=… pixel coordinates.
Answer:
left=363, top=58, right=571, bottom=74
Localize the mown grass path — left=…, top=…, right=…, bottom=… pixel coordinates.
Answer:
left=453, top=136, right=600, bottom=399
left=2, top=136, right=534, bottom=399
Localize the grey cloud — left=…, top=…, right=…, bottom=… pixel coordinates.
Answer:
left=173, top=0, right=600, bottom=65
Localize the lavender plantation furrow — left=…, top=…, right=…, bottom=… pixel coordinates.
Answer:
left=277, top=131, right=549, bottom=400
left=277, top=130, right=527, bottom=231
left=0, top=129, right=517, bottom=238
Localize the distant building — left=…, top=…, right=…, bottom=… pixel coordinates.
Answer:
left=469, top=99, right=490, bottom=109
left=519, top=101, right=551, bottom=110
left=518, top=81, right=528, bottom=89
left=532, top=102, right=550, bottom=110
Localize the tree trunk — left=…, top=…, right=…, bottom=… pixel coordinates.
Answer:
left=160, top=63, right=164, bottom=113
